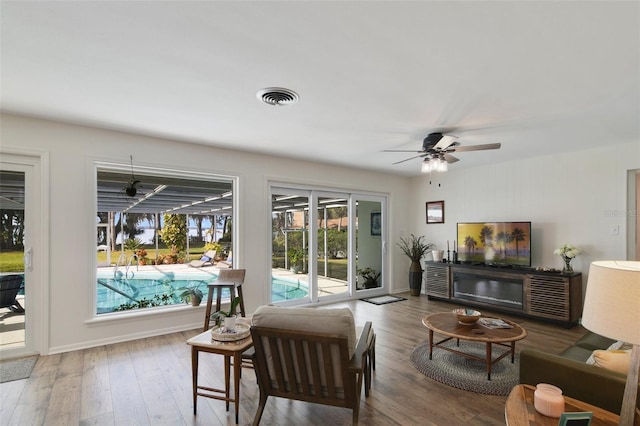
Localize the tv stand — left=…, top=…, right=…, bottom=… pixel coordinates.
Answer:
left=424, top=262, right=582, bottom=327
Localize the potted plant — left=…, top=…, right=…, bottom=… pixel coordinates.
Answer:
left=210, top=297, right=241, bottom=331
left=288, top=248, right=304, bottom=274
left=397, top=234, right=434, bottom=296
left=178, top=285, right=204, bottom=306
left=358, top=267, right=381, bottom=289
left=136, top=248, right=148, bottom=266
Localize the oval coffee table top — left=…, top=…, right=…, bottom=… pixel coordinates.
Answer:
left=422, top=312, right=527, bottom=343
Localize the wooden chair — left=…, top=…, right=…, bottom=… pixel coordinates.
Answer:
left=250, top=306, right=372, bottom=425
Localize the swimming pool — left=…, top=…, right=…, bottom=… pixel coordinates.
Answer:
left=96, top=271, right=309, bottom=314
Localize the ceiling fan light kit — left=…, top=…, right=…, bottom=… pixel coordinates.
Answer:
left=421, top=156, right=448, bottom=173
left=384, top=132, right=501, bottom=173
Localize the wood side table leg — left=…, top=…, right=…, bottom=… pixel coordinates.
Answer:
left=191, top=347, right=198, bottom=414
left=233, top=352, right=241, bottom=424
left=204, top=289, right=215, bottom=331
left=224, top=355, right=231, bottom=411
left=429, top=330, right=434, bottom=360
left=486, top=343, right=492, bottom=381
left=511, top=341, right=516, bottom=363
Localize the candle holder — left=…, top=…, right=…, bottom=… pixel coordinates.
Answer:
left=446, top=250, right=451, bottom=263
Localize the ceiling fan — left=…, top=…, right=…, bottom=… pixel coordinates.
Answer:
left=384, top=132, right=501, bottom=172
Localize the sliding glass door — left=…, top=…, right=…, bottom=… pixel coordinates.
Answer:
left=354, top=197, right=384, bottom=291
left=271, top=189, right=310, bottom=304
left=315, top=192, right=350, bottom=302
left=271, top=186, right=385, bottom=305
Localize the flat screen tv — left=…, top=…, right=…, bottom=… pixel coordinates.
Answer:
left=456, top=221, right=531, bottom=266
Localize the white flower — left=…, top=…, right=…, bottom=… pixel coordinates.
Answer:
left=554, top=244, right=582, bottom=258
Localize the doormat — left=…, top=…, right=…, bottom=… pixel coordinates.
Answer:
left=361, top=295, right=407, bottom=305
left=0, top=356, right=37, bottom=383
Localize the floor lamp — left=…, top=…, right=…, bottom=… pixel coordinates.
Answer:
left=581, top=261, right=640, bottom=426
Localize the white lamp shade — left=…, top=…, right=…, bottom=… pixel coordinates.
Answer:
left=582, top=261, right=640, bottom=345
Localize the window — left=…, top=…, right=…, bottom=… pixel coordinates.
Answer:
left=95, top=164, right=235, bottom=315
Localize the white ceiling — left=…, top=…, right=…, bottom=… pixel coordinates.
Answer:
left=1, top=1, right=638, bottom=176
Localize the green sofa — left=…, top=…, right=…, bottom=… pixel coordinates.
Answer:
left=519, top=332, right=639, bottom=415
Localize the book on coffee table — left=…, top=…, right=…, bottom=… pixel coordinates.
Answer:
left=479, top=318, right=513, bottom=329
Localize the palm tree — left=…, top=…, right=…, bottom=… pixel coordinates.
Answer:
left=464, top=235, right=477, bottom=257
left=511, top=227, right=527, bottom=259
left=479, top=226, right=494, bottom=248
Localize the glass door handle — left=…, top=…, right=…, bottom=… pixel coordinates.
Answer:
left=24, top=247, right=33, bottom=271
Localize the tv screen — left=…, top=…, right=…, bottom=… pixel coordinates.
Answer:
left=456, top=222, right=531, bottom=266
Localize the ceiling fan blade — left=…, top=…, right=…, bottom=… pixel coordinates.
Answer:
left=433, top=135, right=458, bottom=150
left=382, top=149, right=423, bottom=153
left=453, top=142, right=501, bottom=152
left=443, top=154, right=460, bottom=163
left=392, top=154, right=425, bottom=165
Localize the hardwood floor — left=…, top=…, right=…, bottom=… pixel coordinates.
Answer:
left=0, top=294, right=586, bottom=426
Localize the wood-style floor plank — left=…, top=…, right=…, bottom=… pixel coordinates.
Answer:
left=0, top=295, right=585, bottom=425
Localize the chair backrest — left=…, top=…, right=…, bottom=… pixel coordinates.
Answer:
left=203, top=250, right=217, bottom=259
left=250, top=306, right=359, bottom=409
left=0, top=274, right=23, bottom=308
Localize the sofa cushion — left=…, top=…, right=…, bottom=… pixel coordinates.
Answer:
left=574, top=332, right=617, bottom=352
left=252, top=305, right=357, bottom=355
left=592, top=349, right=631, bottom=375
left=560, top=345, right=595, bottom=362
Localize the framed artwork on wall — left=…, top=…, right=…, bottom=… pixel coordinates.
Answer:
left=426, top=201, right=444, bottom=224
left=371, top=212, right=381, bottom=236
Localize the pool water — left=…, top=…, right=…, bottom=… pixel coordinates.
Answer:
left=96, top=271, right=309, bottom=314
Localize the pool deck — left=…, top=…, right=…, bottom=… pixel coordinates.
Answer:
left=96, top=263, right=348, bottom=295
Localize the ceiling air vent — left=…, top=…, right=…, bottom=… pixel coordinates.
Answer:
left=257, top=87, right=299, bottom=106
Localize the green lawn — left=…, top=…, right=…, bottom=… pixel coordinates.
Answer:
left=0, top=245, right=211, bottom=272
left=0, top=251, right=24, bottom=272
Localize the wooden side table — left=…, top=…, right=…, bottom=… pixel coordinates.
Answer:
left=505, top=384, right=622, bottom=426
left=187, top=329, right=253, bottom=424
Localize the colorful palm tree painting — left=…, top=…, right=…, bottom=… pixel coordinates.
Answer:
left=457, top=222, right=531, bottom=266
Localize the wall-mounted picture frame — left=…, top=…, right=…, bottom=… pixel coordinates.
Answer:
left=426, top=201, right=444, bottom=224
left=371, top=212, right=381, bottom=236
left=558, top=412, right=593, bottom=426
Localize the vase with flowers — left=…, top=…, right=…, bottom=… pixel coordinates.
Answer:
left=553, top=244, right=582, bottom=273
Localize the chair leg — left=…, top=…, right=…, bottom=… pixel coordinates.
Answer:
left=10, top=300, right=24, bottom=313
left=252, top=393, right=268, bottom=426
left=236, top=284, right=246, bottom=317
left=371, top=333, right=376, bottom=371
left=352, top=398, right=360, bottom=425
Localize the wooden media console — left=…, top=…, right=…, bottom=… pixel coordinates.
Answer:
left=424, top=262, right=582, bottom=327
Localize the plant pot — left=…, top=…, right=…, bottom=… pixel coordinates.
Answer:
left=223, top=316, right=237, bottom=331
left=191, top=295, right=202, bottom=306
left=409, top=260, right=423, bottom=296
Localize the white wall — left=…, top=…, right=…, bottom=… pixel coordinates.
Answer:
left=1, top=113, right=411, bottom=354
left=3, top=112, right=637, bottom=354
left=408, top=141, right=640, bottom=291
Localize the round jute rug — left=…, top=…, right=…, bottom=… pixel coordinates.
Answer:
left=410, top=340, right=519, bottom=395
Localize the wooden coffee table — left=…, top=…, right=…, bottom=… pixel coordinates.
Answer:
left=422, top=312, right=527, bottom=380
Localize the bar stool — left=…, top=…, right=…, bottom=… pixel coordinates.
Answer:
left=203, top=269, right=246, bottom=331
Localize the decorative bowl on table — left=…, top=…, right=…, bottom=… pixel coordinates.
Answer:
left=210, top=323, right=251, bottom=341
left=453, top=308, right=481, bottom=325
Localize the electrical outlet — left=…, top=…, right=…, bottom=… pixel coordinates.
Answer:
left=610, top=225, right=619, bottom=236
